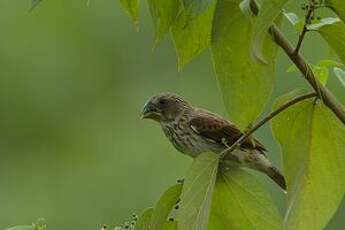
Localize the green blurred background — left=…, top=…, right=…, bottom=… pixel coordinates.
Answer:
left=0, top=0, right=344, bottom=229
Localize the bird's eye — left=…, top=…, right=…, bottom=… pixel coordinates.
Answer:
left=159, top=98, right=167, bottom=105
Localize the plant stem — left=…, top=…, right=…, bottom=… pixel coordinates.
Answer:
left=294, top=1, right=314, bottom=55
left=249, top=0, right=345, bottom=125
left=220, top=92, right=317, bottom=158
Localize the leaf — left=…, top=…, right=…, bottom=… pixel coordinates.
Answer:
left=272, top=90, right=345, bottom=230
left=176, top=152, right=219, bottom=230
left=317, top=59, right=343, bottom=68
left=211, top=0, right=280, bottom=130
left=310, top=64, right=329, bottom=85
left=283, top=12, right=304, bottom=32
left=171, top=1, right=216, bottom=70
left=162, top=221, right=178, bottom=230
left=307, top=17, right=340, bottom=30
left=6, top=226, right=32, bottom=230
left=251, top=0, right=288, bottom=62
left=119, top=0, right=140, bottom=26
left=326, top=0, right=345, bottom=23
left=136, top=208, right=154, bottom=230
left=334, top=67, right=345, bottom=87
left=209, top=168, right=282, bottom=230
left=147, top=0, right=179, bottom=44
left=150, top=184, right=182, bottom=230
left=311, top=19, right=345, bottom=65
left=182, top=0, right=214, bottom=16
left=286, top=64, right=299, bottom=73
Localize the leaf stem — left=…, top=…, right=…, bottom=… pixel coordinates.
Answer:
left=220, top=92, right=317, bottom=158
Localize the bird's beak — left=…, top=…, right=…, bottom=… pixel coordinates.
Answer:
left=141, top=103, right=162, bottom=120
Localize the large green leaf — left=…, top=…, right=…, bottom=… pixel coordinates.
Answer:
left=136, top=208, right=154, bottom=230
left=150, top=184, right=182, bottom=230
left=326, top=0, right=345, bottom=23
left=311, top=18, right=345, bottom=65
left=272, top=90, right=345, bottom=230
left=176, top=152, right=219, bottom=230
left=252, top=0, right=288, bottom=62
left=147, top=0, right=179, bottom=44
left=182, top=0, right=214, bottom=16
left=119, top=0, right=140, bottom=26
left=211, top=0, right=279, bottom=130
left=209, top=168, right=282, bottom=230
left=171, top=1, right=216, bottom=70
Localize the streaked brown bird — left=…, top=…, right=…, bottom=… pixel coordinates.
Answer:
left=141, top=92, right=286, bottom=191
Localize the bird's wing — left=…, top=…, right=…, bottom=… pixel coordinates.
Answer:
left=189, top=111, right=267, bottom=152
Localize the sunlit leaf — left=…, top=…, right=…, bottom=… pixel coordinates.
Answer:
left=334, top=67, right=345, bottom=87
left=119, top=0, right=140, bottom=26
left=251, top=0, right=288, bottom=62
left=326, top=0, right=345, bottom=23
left=176, top=152, right=219, bottom=230
left=311, top=18, right=345, bottom=65
left=148, top=0, right=179, bottom=44
left=171, top=1, right=216, bottom=70
left=209, top=168, right=282, bottom=230
left=211, top=0, right=280, bottom=130
left=136, top=208, right=154, bottom=230
left=272, top=90, right=345, bottom=230
left=150, top=184, right=182, bottom=230
left=311, top=64, right=329, bottom=85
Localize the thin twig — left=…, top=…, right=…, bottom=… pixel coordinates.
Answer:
left=294, top=2, right=315, bottom=55
left=220, top=92, right=317, bottom=159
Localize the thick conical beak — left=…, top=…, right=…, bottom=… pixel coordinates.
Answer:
left=141, top=102, right=162, bottom=120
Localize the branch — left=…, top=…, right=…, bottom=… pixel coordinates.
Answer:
left=249, top=0, right=345, bottom=125
left=294, top=1, right=314, bottom=55
left=220, top=92, right=317, bottom=158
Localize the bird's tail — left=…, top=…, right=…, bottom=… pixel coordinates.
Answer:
left=265, top=166, right=287, bottom=192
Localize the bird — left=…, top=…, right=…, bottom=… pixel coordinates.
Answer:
left=141, top=92, right=286, bottom=191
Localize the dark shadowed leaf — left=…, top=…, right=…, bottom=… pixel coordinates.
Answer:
left=148, top=0, right=179, bottom=44
left=310, top=18, right=345, bottom=65
left=171, top=1, right=216, bottom=70
left=136, top=208, right=154, bottom=230
left=211, top=0, right=279, bottom=130
left=252, top=0, right=288, bottom=62
left=119, top=0, right=140, bottom=26
left=272, top=90, right=345, bottom=230
left=326, top=0, right=345, bottom=23
left=176, top=152, right=219, bottom=230
left=150, top=184, right=182, bottom=230
left=209, top=168, right=282, bottom=230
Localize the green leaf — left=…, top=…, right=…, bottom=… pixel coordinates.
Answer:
left=326, top=0, right=345, bottom=23
left=334, top=67, right=345, bottom=87
left=150, top=184, right=182, bottom=230
left=162, top=221, right=178, bottom=230
left=182, top=0, right=214, bottom=16
left=307, top=17, right=340, bottom=30
left=171, top=1, right=216, bottom=70
left=136, top=208, right=154, bottom=230
left=211, top=0, right=280, bottom=130
left=176, top=152, right=219, bottom=230
left=310, top=64, right=329, bottom=85
left=119, top=0, right=140, bottom=26
left=272, top=90, right=345, bottom=230
left=312, top=19, right=345, bottom=65
left=286, top=64, right=299, bottom=73
left=209, top=168, right=282, bottom=230
left=283, top=12, right=304, bottom=32
left=317, top=59, right=343, bottom=68
left=6, top=226, right=32, bottom=230
left=147, top=0, right=179, bottom=44
left=251, top=0, right=288, bottom=62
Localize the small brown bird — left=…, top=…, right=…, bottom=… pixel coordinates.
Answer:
left=141, top=93, right=286, bottom=191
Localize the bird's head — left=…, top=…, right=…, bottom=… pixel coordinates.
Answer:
left=141, top=93, right=190, bottom=122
